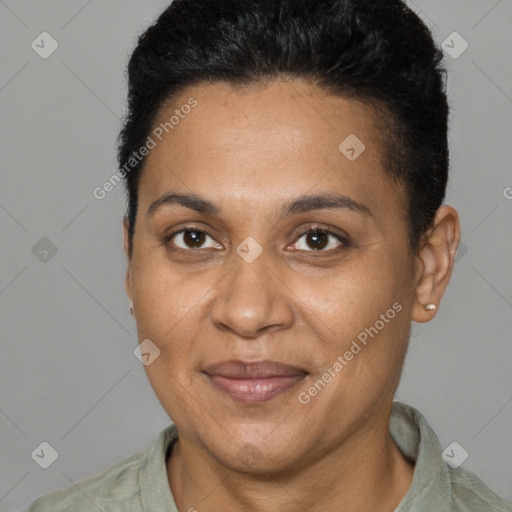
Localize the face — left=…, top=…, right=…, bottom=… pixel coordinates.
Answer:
left=124, top=79, right=420, bottom=473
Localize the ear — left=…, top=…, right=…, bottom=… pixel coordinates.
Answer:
left=412, top=206, right=460, bottom=323
left=123, top=216, right=133, bottom=302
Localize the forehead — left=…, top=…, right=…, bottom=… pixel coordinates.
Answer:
left=138, top=79, right=406, bottom=220
left=152, top=79, right=380, bottom=158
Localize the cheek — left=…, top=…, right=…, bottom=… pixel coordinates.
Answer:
left=131, top=262, right=204, bottom=418
left=131, top=254, right=210, bottom=333
left=292, top=260, right=400, bottom=337
left=289, top=254, right=412, bottom=391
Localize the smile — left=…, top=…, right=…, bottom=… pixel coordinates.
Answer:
left=202, top=360, right=308, bottom=403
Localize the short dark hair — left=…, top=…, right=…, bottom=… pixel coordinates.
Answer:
left=118, top=0, right=449, bottom=256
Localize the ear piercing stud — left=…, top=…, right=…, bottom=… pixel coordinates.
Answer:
left=129, top=302, right=134, bottom=317
left=425, top=303, right=436, bottom=311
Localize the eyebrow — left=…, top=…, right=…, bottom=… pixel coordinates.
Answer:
left=146, top=192, right=371, bottom=219
left=147, top=192, right=220, bottom=217
left=279, top=193, right=371, bottom=218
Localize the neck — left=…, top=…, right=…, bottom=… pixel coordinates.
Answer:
left=167, top=407, right=414, bottom=512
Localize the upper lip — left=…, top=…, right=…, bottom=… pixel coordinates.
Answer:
left=202, top=360, right=308, bottom=378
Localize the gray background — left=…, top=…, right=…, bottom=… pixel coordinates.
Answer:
left=1, top=1, right=511, bottom=510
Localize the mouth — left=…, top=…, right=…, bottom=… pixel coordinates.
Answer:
left=202, top=360, right=308, bottom=403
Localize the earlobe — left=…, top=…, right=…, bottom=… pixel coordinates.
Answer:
left=411, top=206, right=460, bottom=323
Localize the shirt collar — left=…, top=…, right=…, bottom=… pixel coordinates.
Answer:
left=391, top=402, right=453, bottom=511
left=139, top=422, right=179, bottom=512
left=138, top=402, right=453, bottom=511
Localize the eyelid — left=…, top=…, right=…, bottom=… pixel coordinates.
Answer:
left=291, top=224, right=352, bottom=250
left=162, top=223, right=352, bottom=252
left=162, top=224, right=222, bottom=250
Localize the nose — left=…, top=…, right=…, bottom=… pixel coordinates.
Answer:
left=211, top=251, right=294, bottom=338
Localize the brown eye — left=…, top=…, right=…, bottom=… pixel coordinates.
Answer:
left=183, top=230, right=206, bottom=248
left=166, top=229, right=222, bottom=250
left=305, top=231, right=329, bottom=250
left=291, top=228, right=349, bottom=252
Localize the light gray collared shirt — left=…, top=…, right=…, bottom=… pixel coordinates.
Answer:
left=22, top=402, right=512, bottom=511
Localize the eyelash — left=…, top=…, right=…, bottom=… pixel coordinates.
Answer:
left=294, top=226, right=351, bottom=251
left=162, top=224, right=351, bottom=253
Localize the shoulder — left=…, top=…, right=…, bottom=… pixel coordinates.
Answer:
left=391, top=402, right=512, bottom=511
left=449, top=466, right=512, bottom=512
left=20, top=450, right=145, bottom=512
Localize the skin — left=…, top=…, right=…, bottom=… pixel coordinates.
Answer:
left=123, top=79, right=460, bottom=512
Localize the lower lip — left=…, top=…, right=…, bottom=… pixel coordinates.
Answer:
left=205, top=374, right=307, bottom=403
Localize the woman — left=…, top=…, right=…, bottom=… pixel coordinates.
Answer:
left=22, top=0, right=512, bottom=510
